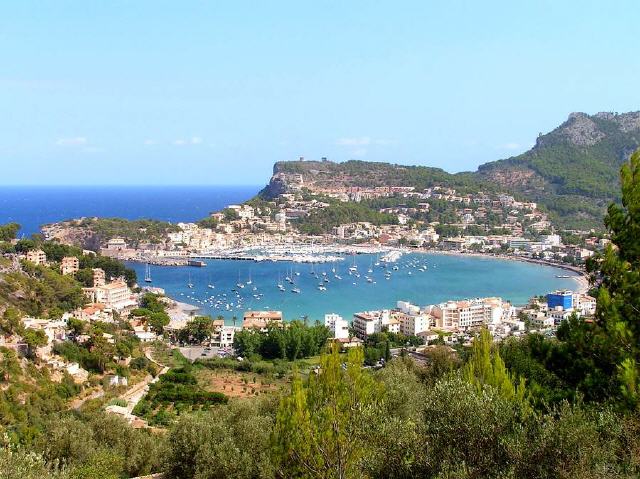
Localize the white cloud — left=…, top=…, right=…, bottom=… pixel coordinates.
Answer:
left=337, top=136, right=371, bottom=146
left=501, top=142, right=522, bottom=150
left=143, top=139, right=156, bottom=146
left=173, top=137, right=203, bottom=146
left=336, top=137, right=395, bottom=147
left=55, top=136, right=88, bottom=147
left=82, top=146, right=104, bottom=154
left=351, top=148, right=368, bottom=157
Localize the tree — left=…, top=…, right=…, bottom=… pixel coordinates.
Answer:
left=557, top=148, right=640, bottom=408
left=0, top=223, right=20, bottom=241
left=178, top=316, right=214, bottom=344
left=464, top=329, right=527, bottom=406
left=0, top=308, right=23, bottom=335
left=21, top=329, right=48, bottom=358
left=272, top=344, right=383, bottom=478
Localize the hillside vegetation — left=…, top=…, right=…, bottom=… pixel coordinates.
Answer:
left=263, top=112, right=640, bottom=230
left=479, top=112, right=640, bottom=228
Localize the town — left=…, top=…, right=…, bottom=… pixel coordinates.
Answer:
left=42, top=162, right=608, bottom=273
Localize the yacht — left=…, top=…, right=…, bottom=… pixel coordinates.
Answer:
left=144, top=263, right=152, bottom=283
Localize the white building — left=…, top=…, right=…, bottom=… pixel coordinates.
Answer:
left=85, top=280, right=135, bottom=312
left=433, top=297, right=508, bottom=331
left=324, top=313, right=350, bottom=340
left=352, top=310, right=398, bottom=339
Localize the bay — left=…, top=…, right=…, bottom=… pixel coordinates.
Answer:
left=129, top=252, right=580, bottom=323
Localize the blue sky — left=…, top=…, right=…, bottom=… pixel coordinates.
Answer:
left=1, top=1, right=638, bottom=185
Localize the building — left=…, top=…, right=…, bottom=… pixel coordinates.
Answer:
left=432, top=297, right=507, bottom=331
left=106, top=238, right=127, bottom=250
left=397, top=311, right=431, bottom=336
left=547, top=290, right=573, bottom=310
left=211, top=325, right=237, bottom=348
left=93, top=268, right=106, bottom=287
left=84, top=280, right=135, bottom=312
left=26, top=249, right=47, bottom=265
left=352, top=312, right=380, bottom=339
left=242, top=310, right=283, bottom=330
left=60, top=256, right=79, bottom=275
left=324, top=313, right=349, bottom=340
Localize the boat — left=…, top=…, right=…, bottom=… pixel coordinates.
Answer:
left=207, top=274, right=215, bottom=289
left=318, top=285, right=327, bottom=291
left=187, top=272, right=194, bottom=289
left=291, top=275, right=301, bottom=293
left=144, top=263, right=152, bottom=283
left=246, top=271, right=252, bottom=285
left=236, top=271, right=245, bottom=289
left=555, top=274, right=571, bottom=278
left=188, top=260, right=207, bottom=267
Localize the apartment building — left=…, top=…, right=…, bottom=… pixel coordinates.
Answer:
left=26, top=249, right=47, bottom=265
left=324, top=313, right=350, bottom=340
left=60, top=256, right=79, bottom=275
left=433, top=297, right=507, bottom=331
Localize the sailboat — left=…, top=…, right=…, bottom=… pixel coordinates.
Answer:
left=348, top=255, right=358, bottom=273
left=277, top=273, right=286, bottom=292
left=236, top=271, right=245, bottom=289
left=187, top=272, right=194, bottom=289
left=291, top=275, right=301, bottom=294
left=144, top=263, right=152, bottom=283
left=207, top=274, right=215, bottom=289
left=246, top=270, right=253, bottom=285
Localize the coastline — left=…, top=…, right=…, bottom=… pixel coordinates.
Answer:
left=141, top=249, right=589, bottom=324
left=415, top=249, right=590, bottom=294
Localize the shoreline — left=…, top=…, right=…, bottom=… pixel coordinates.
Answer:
left=147, top=249, right=590, bottom=322
left=408, top=248, right=590, bottom=294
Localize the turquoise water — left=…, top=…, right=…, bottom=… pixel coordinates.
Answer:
left=129, top=253, right=579, bottom=323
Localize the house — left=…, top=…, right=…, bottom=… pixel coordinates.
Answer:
left=242, top=311, right=283, bottom=330
left=60, top=256, right=80, bottom=275
left=26, top=249, right=47, bottom=265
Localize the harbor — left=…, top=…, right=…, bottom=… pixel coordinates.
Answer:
left=128, top=251, right=580, bottom=324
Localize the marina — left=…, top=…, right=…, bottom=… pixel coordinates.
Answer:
left=128, top=252, right=580, bottom=324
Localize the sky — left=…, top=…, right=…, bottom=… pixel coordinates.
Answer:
left=1, top=1, right=639, bottom=185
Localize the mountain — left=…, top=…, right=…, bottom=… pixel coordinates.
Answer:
left=478, top=111, right=640, bottom=229
left=260, top=111, right=640, bottom=230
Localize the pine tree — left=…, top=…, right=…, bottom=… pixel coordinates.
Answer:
left=585, top=148, right=640, bottom=408
left=272, top=343, right=383, bottom=478
left=465, top=329, right=528, bottom=407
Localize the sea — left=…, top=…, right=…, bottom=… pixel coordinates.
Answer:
left=0, top=185, right=580, bottom=322
left=0, top=185, right=261, bottom=236
left=128, top=253, right=579, bottom=323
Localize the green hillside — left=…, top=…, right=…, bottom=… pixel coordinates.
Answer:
left=478, top=112, right=640, bottom=229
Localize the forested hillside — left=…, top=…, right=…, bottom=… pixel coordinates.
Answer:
left=479, top=111, right=640, bottom=228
